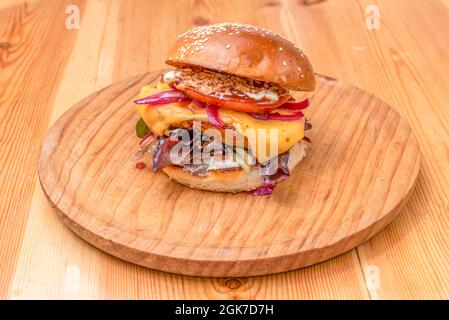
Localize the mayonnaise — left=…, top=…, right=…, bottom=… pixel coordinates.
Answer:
left=246, top=90, right=279, bottom=101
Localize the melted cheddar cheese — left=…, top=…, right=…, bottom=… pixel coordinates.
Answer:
left=136, top=82, right=304, bottom=163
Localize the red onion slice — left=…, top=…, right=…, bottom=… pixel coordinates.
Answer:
left=205, top=104, right=225, bottom=129
left=304, top=120, right=312, bottom=131
left=302, top=136, right=312, bottom=143
left=139, top=132, right=155, bottom=148
left=248, top=110, right=304, bottom=121
left=266, top=111, right=304, bottom=121
left=152, top=137, right=180, bottom=172
left=248, top=177, right=276, bottom=196
left=192, top=99, right=206, bottom=108
left=249, top=184, right=274, bottom=196
left=134, top=90, right=188, bottom=106
left=247, top=112, right=269, bottom=120
left=282, top=99, right=310, bottom=110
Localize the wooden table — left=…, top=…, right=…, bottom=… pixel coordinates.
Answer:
left=0, top=0, right=447, bottom=300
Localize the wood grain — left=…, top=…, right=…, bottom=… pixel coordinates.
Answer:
left=0, top=0, right=86, bottom=297
left=38, top=72, right=420, bottom=277
left=1, top=0, right=448, bottom=299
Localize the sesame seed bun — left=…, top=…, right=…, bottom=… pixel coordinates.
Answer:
left=165, top=23, right=316, bottom=92
left=162, top=141, right=307, bottom=193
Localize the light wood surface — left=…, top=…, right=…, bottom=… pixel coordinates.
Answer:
left=38, top=72, right=420, bottom=277
left=0, top=0, right=448, bottom=298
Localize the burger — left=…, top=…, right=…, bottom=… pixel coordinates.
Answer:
left=134, top=23, right=315, bottom=195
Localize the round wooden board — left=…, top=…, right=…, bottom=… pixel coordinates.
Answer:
left=38, top=72, right=420, bottom=277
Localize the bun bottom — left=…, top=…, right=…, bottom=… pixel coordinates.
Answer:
left=162, top=141, right=307, bottom=193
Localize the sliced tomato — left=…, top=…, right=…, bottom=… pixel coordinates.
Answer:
left=179, top=87, right=288, bottom=113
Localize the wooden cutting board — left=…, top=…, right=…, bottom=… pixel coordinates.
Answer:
left=38, top=71, right=420, bottom=277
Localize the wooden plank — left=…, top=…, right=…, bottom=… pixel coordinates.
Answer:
left=8, top=0, right=120, bottom=299
left=0, top=0, right=86, bottom=298
left=353, top=0, right=449, bottom=299
left=282, top=0, right=449, bottom=299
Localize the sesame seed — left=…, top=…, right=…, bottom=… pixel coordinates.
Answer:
left=283, top=60, right=287, bottom=66
left=176, top=23, right=295, bottom=57
left=225, top=44, right=231, bottom=49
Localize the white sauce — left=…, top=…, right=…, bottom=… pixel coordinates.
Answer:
left=246, top=90, right=279, bottom=101
left=163, top=70, right=179, bottom=84
left=206, top=159, right=240, bottom=171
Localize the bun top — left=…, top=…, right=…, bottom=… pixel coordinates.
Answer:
left=165, top=23, right=315, bottom=92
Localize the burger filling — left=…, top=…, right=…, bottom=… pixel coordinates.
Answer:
left=163, top=67, right=289, bottom=102
left=134, top=67, right=313, bottom=195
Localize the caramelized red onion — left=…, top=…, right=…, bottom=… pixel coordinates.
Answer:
left=152, top=137, right=180, bottom=172
left=205, top=104, right=225, bottom=129
left=134, top=90, right=189, bottom=106
left=248, top=152, right=291, bottom=196
left=138, top=132, right=155, bottom=148
left=193, top=99, right=206, bottom=108
left=249, top=181, right=275, bottom=196
left=282, top=99, right=310, bottom=110
left=247, top=99, right=308, bottom=121
left=247, top=112, right=269, bottom=120
left=265, top=111, right=304, bottom=121
left=248, top=110, right=304, bottom=121
left=302, top=136, right=312, bottom=143
left=304, top=120, right=312, bottom=131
